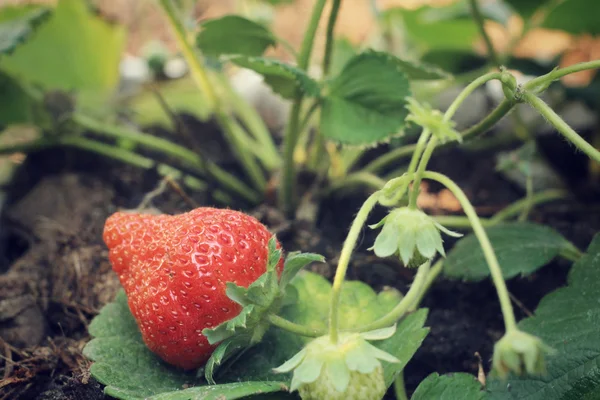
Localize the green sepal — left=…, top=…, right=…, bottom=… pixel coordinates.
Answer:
left=203, top=305, right=256, bottom=345
left=279, top=252, right=325, bottom=290
left=203, top=334, right=252, bottom=385
left=267, top=236, right=282, bottom=271
left=203, top=237, right=325, bottom=383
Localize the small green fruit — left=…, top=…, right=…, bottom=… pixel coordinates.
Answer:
left=493, top=329, right=555, bottom=379
left=298, top=365, right=386, bottom=400
left=274, top=326, right=399, bottom=400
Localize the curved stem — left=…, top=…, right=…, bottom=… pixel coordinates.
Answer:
left=433, top=215, right=493, bottom=228
left=73, top=113, right=260, bottom=203
left=423, top=171, right=517, bottom=331
left=279, top=0, right=328, bottom=214
left=329, top=192, right=381, bottom=343
left=433, top=189, right=569, bottom=228
left=73, top=113, right=203, bottom=169
left=394, top=372, right=409, bottom=400
left=408, top=136, right=438, bottom=209
left=325, top=171, right=386, bottom=195
left=267, top=314, right=325, bottom=338
left=159, top=0, right=217, bottom=109
left=469, top=0, right=500, bottom=67
left=381, top=130, right=431, bottom=207
left=223, top=82, right=281, bottom=169
left=360, top=96, right=513, bottom=176
left=461, top=98, right=513, bottom=141
left=353, top=261, right=430, bottom=333
left=445, top=73, right=503, bottom=122
left=322, top=0, right=342, bottom=76
left=159, top=0, right=266, bottom=192
left=524, top=60, right=600, bottom=93
left=523, top=92, right=600, bottom=163
left=61, top=136, right=155, bottom=169
left=408, top=72, right=502, bottom=209
left=362, top=143, right=417, bottom=174
left=410, top=259, right=444, bottom=311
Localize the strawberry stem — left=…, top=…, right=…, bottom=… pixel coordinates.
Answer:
left=422, top=171, right=517, bottom=331
left=279, top=0, right=328, bottom=215
left=267, top=314, right=325, bottom=338
left=158, top=0, right=268, bottom=193
left=408, top=72, right=502, bottom=209
left=329, top=192, right=381, bottom=343
left=351, top=261, right=430, bottom=333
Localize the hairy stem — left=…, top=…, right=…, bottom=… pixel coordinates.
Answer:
left=423, top=171, right=517, bottom=331
left=329, top=192, right=381, bottom=343
left=379, top=130, right=430, bottom=207
left=280, top=0, right=328, bottom=214
left=523, top=92, right=600, bottom=163
left=524, top=60, right=600, bottom=93
left=408, top=72, right=502, bottom=208
left=408, top=136, right=438, bottom=209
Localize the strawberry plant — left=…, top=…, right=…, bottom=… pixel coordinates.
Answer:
left=1, top=0, right=600, bottom=399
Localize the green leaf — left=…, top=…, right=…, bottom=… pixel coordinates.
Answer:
left=0, top=71, right=42, bottom=126
left=267, top=236, right=282, bottom=271
left=320, top=50, right=411, bottom=146
left=444, top=222, right=574, bottom=281
left=394, top=58, right=452, bottom=81
left=383, top=6, right=479, bottom=53
left=412, top=373, right=485, bottom=400
left=0, top=0, right=125, bottom=105
left=503, top=0, right=550, bottom=18
left=204, top=305, right=256, bottom=344
left=196, top=16, right=276, bottom=57
left=486, top=233, right=600, bottom=399
left=229, top=56, right=320, bottom=99
left=377, top=309, right=430, bottom=386
left=146, top=382, right=286, bottom=400
left=83, top=292, right=197, bottom=399
left=279, top=252, right=325, bottom=290
left=204, top=335, right=252, bottom=385
left=0, top=5, right=50, bottom=56
left=84, top=272, right=427, bottom=399
left=543, top=0, right=600, bottom=35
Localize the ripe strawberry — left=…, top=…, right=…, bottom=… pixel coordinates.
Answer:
left=103, top=207, right=283, bottom=370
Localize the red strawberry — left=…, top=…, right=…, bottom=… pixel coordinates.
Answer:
left=103, top=207, right=283, bottom=370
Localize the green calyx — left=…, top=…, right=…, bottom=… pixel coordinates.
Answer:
left=405, top=97, right=461, bottom=143
left=492, top=329, right=555, bottom=379
left=202, top=237, right=325, bottom=384
left=274, top=326, right=399, bottom=396
left=371, top=207, right=462, bottom=266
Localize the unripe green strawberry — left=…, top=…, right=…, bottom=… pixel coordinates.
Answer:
left=274, top=327, right=399, bottom=400
left=103, top=207, right=283, bottom=370
left=298, top=365, right=386, bottom=400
